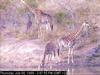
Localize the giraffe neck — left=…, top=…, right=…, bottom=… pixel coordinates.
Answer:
left=21, top=0, right=37, bottom=15
left=60, top=25, right=83, bottom=46
left=69, top=23, right=85, bottom=39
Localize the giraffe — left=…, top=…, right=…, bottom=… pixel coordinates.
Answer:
left=34, top=9, right=53, bottom=39
left=58, top=22, right=91, bottom=64
left=59, top=33, right=76, bottom=64
left=41, top=41, right=60, bottom=69
left=21, top=0, right=53, bottom=39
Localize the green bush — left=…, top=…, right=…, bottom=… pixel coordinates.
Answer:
left=55, top=12, right=65, bottom=24
left=25, top=0, right=38, bottom=8
left=0, top=0, right=11, bottom=10
left=18, top=7, right=29, bottom=14
left=55, top=11, right=72, bottom=26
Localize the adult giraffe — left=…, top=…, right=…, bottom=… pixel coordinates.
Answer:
left=58, top=22, right=91, bottom=64
left=21, top=0, right=53, bottom=39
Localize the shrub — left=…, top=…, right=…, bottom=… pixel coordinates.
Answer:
left=54, top=11, right=72, bottom=26
left=25, top=0, right=38, bottom=8
left=0, top=0, right=11, bottom=10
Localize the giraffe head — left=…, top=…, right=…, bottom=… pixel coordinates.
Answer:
left=34, top=8, right=43, bottom=15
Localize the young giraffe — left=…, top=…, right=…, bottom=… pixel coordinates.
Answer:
left=58, top=22, right=90, bottom=64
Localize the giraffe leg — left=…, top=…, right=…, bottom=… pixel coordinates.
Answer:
left=38, top=29, right=40, bottom=39
left=67, top=68, right=71, bottom=75
left=48, top=54, right=52, bottom=69
left=47, top=54, right=50, bottom=64
left=49, top=54, right=52, bottom=63
left=71, top=48, right=74, bottom=64
left=68, top=47, right=71, bottom=64
left=71, top=68, right=74, bottom=75
left=47, top=54, right=52, bottom=64
left=40, top=29, right=42, bottom=39
left=37, top=29, right=39, bottom=39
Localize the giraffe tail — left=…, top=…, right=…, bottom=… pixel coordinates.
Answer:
left=58, top=48, right=60, bottom=56
left=50, top=24, right=53, bottom=31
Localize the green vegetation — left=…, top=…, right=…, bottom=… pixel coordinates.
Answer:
left=25, top=0, right=38, bottom=8
left=0, top=0, right=11, bottom=10
left=55, top=12, right=66, bottom=24
left=55, top=11, right=72, bottom=26
left=18, top=7, right=29, bottom=14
